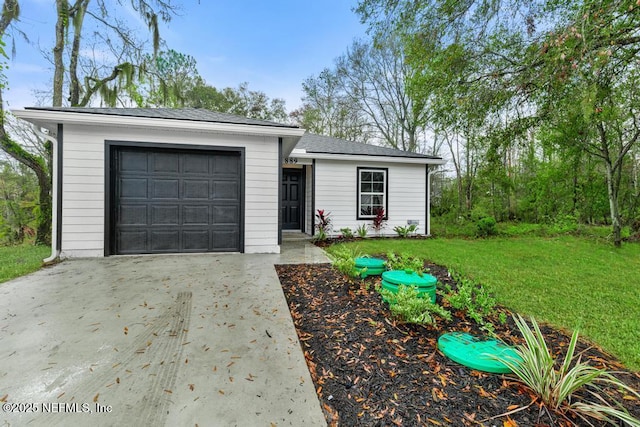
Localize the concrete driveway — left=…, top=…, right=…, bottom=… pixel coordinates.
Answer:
left=0, top=238, right=328, bottom=426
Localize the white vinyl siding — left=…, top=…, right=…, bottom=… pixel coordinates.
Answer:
left=314, top=159, right=426, bottom=237
left=60, top=123, right=280, bottom=257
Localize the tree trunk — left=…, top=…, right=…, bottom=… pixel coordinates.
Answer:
left=69, top=0, right=89, bottom=106
left=1, top=3, right=52, bottom=245
left=604, top=159, right=622, bottom=247
left=53, top=0, right=68, bottom=106
left=0, top=90, right=52, bottom=245
left=34, top=166, right=52, bottom=245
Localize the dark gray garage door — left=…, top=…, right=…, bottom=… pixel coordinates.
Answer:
left=110, top=146, right=242, bottom=254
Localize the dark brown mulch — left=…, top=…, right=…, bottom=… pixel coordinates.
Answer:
left=275, top=262, right=640, bottom=427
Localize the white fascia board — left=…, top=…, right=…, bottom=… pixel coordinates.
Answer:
left=293, top=152, right=447, bottom=165
left=12, top=109, right=306, bottom=139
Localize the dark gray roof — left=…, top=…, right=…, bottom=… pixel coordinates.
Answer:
left=24, top=107, right=299, bottom=128
left=296, top=133, right=441, bottom=159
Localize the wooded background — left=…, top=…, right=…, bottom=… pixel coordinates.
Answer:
left=1, top=0, right=639, bottom=247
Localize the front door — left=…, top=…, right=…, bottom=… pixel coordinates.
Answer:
left=282, top=169, right=302, bottom=230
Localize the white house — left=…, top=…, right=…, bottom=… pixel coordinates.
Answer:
left=13, top=107, right=445, bottom=258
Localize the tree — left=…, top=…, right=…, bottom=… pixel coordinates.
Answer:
left=0, top=158, right=38, bottom=244
left=0, top=1, right=51, bottom=244
left=290, top=68, right=370, bottom=142
left=0, top=0, right=180, bottom=246
left=186, top=82, right=288, bottom=123
left=53, top=0, right=179, bottom=108
left=335, top=35, right=430, bottom=152
left=356, top=0, right=640, bottom=246
left=135, top=49, right=201, bottom=108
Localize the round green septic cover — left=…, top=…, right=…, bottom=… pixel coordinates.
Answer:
left=382, top=270, right=437, bottom=287
left=355, top=257, right=386, bottom=269
left=438, top=332, right=522, bottom=374
left=355, top=257, right=386, bottom=278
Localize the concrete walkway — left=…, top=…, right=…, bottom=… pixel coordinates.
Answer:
left=0, top=237, right=328, bottom=427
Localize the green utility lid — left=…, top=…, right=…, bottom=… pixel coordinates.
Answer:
left=382, top=270, right=437, bottom=288
left=438, top=332, right=522, bottom=374
left=355, top=257, right=386, bottom=269
left=355, top=257, right=386, bottom=278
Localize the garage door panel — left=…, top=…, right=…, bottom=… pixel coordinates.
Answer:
left=152, top=179, right=180, bottom=199
left=120, top=151, right=148, bottom=172
left=212, top=229, right=239, bottom=250
left=183, top=230, right=210, bottom=251
left=213, top=156, right=239, bottom=174
left=183, top=180, right=209, bottom=199
left=150, top=230, right=180, bottom=251
left=183, top=205, right=209, bottom=225
left=153, top=152, right=179, bottom=173
left=117, top=231, right=147, bottom=253
left=120, top=178, right=148, bottom=198
left=213, top=181, right=240, bottom=200
left=151, top=205, right=180, bottom=225
left=112, top=146, right=242, bottom=254
left=213, top=205, right=239, bottom=224
left=184, top=155, right=210, bottom=174
left=119, top=205, right=147, bottom=225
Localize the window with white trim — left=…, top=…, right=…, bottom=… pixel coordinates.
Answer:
left=357, top=168, right=388, bottom=219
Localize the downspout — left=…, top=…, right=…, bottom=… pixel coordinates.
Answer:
left=278, top=138, right=283, bottom=247
left=33, top=124, right=61, bottom=264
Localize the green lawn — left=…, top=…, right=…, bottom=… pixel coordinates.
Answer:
left=0, top=244, right=50, bottom=284
left=328, top=236, right=640, bottom=371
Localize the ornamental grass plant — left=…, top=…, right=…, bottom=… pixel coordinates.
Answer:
left=495, top=315, right=640, bottom=426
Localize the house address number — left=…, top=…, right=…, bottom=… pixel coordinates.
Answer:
left=284, top=157, right=298, bottom=164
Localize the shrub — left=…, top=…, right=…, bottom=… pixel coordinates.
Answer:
left=444, top=273, right=498, bottom=332
left=340, top=227, right=354, bottom=239
left=476, top=216, right=497, bottom=237
left=494, top=315, right=640, bottom=426
left=313, top=209, right=332, bottom=241
left=393, top=224, right=418, bottom=238
left=355, top=223, right=368, bottom=238
left=385, top=251, right=426, bottom=274
left=550, top=214, right=579, bottom=234
left=371, top=208, right=387, bottom=235
left=327, top=246, right=362, bottom=278
left=380, top=285, right=451, bottom=325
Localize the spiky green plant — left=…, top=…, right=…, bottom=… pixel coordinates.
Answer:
left=495, top=315, right=640, bottom=426
left=355, top=223, right=368, bottom=238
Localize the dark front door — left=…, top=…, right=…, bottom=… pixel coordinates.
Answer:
left=282, top=169, right=302, bottom=230
left=110, top=146, right=242, bottom=255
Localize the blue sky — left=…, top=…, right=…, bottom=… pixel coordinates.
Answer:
left=4, top=0, right=368, bottom=112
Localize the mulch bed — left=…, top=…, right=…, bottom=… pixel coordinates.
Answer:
left=275, top=262, right=640, bottom=427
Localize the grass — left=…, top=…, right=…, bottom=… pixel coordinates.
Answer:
left=328, top=235, right=640, bottom=371
left=0, top=244, right=49, bottom=284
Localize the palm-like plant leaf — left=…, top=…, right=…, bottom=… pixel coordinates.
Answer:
left=493, top=315, right=640, bottom=426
